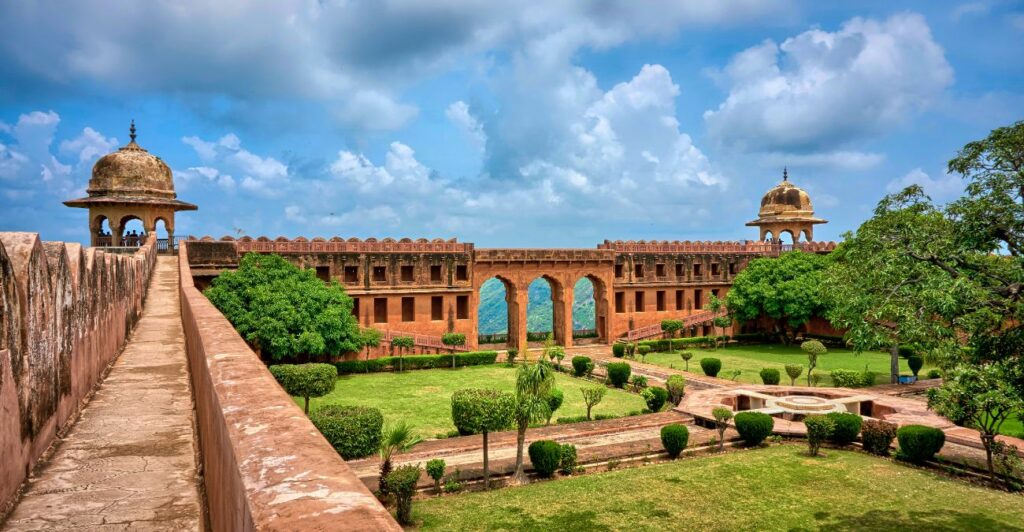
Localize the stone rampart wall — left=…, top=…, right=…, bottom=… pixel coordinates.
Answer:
left=0, top=233, right=157, bottom=514
left=178, top=242, right=399, bottom=531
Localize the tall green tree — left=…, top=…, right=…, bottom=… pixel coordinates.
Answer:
left=511, top=360, right=556, bottom=484
left=725, top=251, right=831, bottom=344
left=451, top=389, right=515, bottom=489
left=204, top=253, right=361, bottom=361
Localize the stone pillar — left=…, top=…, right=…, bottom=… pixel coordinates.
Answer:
left=113, top=223, right=124, bottom=246
left=560, top=281, right=574, bottom=348
left=512, top=286, right=528, bottom=359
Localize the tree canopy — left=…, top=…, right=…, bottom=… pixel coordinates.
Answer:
left=725, top=251, right=831, bottom=342
left=204, top=253, right=362, bottom=361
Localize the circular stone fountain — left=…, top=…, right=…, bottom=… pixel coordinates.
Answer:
left=764, top=394, right=848, bottom=420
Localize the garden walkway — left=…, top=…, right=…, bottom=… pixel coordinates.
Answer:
left=4, top=257, right=203, bottom=531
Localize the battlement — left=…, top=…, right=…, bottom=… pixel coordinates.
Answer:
left=474, top=248, right=616, bottom=263
left=187, top=235, right=474, bottom=254
left=597, top=239, right=838, bottom=254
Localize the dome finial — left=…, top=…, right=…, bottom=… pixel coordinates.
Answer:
left=783, top=166, right=788, bottom=181
left=129, top=119, right=137, bottom=143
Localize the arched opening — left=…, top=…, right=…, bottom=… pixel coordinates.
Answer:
left=779, top=229, right=796, bottom=245
left=119, top=215, right=145, bottom=247
left=92, top=215, right=112, bottom=246
left=572, top=275, right=608, bottom=344
left=527, top=276, right=565, bottom=346
left=477, top=276, right=517, bottom=348
left=763, top=230, right=774, bottom=243
left=155, top=217, right=173, bottom=252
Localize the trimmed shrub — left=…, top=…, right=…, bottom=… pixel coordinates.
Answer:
left=785, top=364, right=804, bottom=385
left=860, top=369, right=878, bottom=386
left=926, top=369, right=942, bottom=379
left=660, top=423, right=690, bottom=458
left=700, top=358, right=722, bottom=377
left=310, top=405, right=383, bottom=459
left=559, top=444, right=578, bottom=475
left=425, top=459, right=446, bottom=494
left=759, top=368, right=781, bottom=385
left=528, top=440, right=562, bottom=478
left=572, top=356, right=593, bottom=377
left=804, top=414, right=834, bottom=457
left=450, top=388, right=515, bottom=436
left=897, top=425, right=945, bottom=463
left=641, top=387, right=669, bottom=412
left=825, top=412, right=863, bottom=445
left=612, top=343, right=626, bottom=358
left=334, top=351, right=498, bottom=374
left=545, top=389, right=564, bottom=424
left=734, top=412, right=774, bottom=446
left=861, top=419, right=898, bottom=456
left=830, top=369, right=867, bottom=388
left=898, top=345, right=916, bottom=359
left=907, top=355, right=924, bottom=377
left=630, top=375, right=648, bottom=391
left=441, top=332, right=466, bottom=347
left=387, top=464, right=421, bottom=525
left=665, top=375, right=686, bottom=405
left=269, top=363, right=338, bottom=414
left=606, top=362, right=632, bottom=388
left=506, top=348, right=518, bottom=365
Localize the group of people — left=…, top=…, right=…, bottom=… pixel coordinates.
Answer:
left=95, top=229, right=147, bottom=247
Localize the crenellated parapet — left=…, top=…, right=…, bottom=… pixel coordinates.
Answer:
left=597, top=239, right=837, bottom=254
left=189, top=235, right=473, bottom=254
left=474, top=248, right=616, bottom=264
left=0, top=232, right=157, bottom=514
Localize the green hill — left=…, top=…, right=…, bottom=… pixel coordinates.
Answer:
left=477, top=278, right=595, bottom=334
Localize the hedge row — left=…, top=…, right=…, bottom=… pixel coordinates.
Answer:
left=636, top=335, right=726, bottom=353
left=335, top=351, right=498, bottom=374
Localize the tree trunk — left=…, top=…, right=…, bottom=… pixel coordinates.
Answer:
left=303, top=396, right=310, bottom=414
left=511, top=421, right=529, bottom=485
left=482, top=431, right=490, bottom=490
left=586, top=404, right=592, bottom=420
left=982, top=434, right=996, bottom=483
left=890, top=344, right=900, bottom=384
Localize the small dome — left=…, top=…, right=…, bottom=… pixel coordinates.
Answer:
left=757, top=170, right=814, bottom=219
left=88, top=137, right=175, bottom=199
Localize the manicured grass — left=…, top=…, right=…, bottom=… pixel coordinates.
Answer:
left=996, top=412, right=1024, bottom=439
left=412, top=445, right=1024, bottom=531
left=642, top=343, right=936, bottom=387
left=301, top=364, right=647, bottom=439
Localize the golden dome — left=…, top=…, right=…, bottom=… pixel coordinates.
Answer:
left=746, top=169, right=826, bottom=227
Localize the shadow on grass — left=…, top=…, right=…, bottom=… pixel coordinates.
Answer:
left=489, top=507, right=611, bottom=532
left=808, top=508, right=1024, bottom=532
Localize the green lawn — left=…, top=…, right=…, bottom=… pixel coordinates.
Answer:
left=995, top=412, right=1024, bottom=439
left=642, top=343, right=936, bottom=387
left=412, top=445, right=1024, bottom=531
left=301, top=364, right=647, bottom=439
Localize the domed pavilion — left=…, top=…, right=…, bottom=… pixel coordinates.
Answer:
left=65, top=121, right=197, bottom=248
left=746, top=169, right=827, bottom=243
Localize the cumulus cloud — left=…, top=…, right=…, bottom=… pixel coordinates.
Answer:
left=181, top=133, right=287, bottom=197
left=446, top=101, right=487, bottom=153
left=59, top=127, right=118, bottom=165
left=886, top=167, right=963, bottom=202
left=704, top=13, right=954, bottom=151
left=0, top=111, right=89, bottom=197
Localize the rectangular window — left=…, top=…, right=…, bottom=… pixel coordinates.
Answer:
left=615, top=291, right=625, bottom=313
left=430, top=264, right=442, bottom=282
left=729, top=262, right=737, bottom=275
left=373, top=298, right=388, bottom=323
left=634, top=264, right=644, bottom=278
left=431, top=296, right=443, bottom=320
left=712, top=288, right=720, bottom=299
left=711, top=263, right=720, bottom=276
left=344, top=266, right=359, bottom=283
left=456, top=295, right=469, bottom=319
left=693, top=263, right=703, bottom=277
left=656, top=290, right=666, bottom=311
left=694, top=289, right=703, bottom=310
left=373, top=266, right=387, bottom=282
left=656, top=264, right=666, bottom=277
left=400, top=265, right=414, bottom=282
left=401, top=297, right=415, bottom=322
left=675, top=263, right=684, bottom=277
left=456, top=264, right=468, bottom=281
left=615, top=264, right=623, bottom=278
left=352, top=297, right=360, bottom=318
left=315, top=266, right=330, bottom=282
left=634, top=291, right=645, bottom=312
left=675, top=290, right=684, bottom=311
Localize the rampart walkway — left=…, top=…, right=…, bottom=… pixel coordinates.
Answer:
left=4, top=256, right=203, bottom=530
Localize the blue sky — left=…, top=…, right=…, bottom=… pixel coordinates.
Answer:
left=1, top=1, right=1022, bottom=246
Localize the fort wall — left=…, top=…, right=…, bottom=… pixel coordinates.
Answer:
left=0, top=233, right=156, bottom=514
left=178, top=241, right=400, bottom=530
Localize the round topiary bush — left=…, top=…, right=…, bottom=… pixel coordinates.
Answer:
left=907, top=355, right=924, bottom=377
left=825, top=412, right=863, bottom=446
left=269, top=363, right=338, bottom=414
left=528, top=440, right=563, bottom=477
left=861, top=419, right=897, bottom=456
left=572, top=356, right=593, bottom=377
left=665, top=375, right=686, bottom=405
left=926, top=369, right=942, bottom=380
left=700, top=358, right=722, bottom=377
left=612, top=343, right=626, bottom=358
left=734, top=412, right=774, bottom=446
left=310, top=405, right=383, bottom=459
left=660, top=423, right=690, bottom=458
left=606, top=362, right=632, bottom=388
left=897, top=425, right=945, bottom=463
left=641, top=387, right=669, bottom=412
left=759, top=368, right=781, bottom=385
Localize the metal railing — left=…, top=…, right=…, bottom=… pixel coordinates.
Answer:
left=379, top=329, right=470, bottom=352
left=622, top=309, right=729, bottom=342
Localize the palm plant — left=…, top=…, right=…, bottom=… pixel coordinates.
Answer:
left=511, top=360, right=555, bottom=484
left=378, top=422, right=422, bottom=498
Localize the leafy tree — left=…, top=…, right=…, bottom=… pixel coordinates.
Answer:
left=204, top=253, right=361, bottom=360
left=442, top=333, right=466, bottom=367
left=661, top=319, right=683, bottom=340
left=377, top=422, right=422, bottom=498
left=704, top=294, right=731, bottom=348
left=801, top=340, right=826, bottom=387
left=928, top=362, right=1024, bottom=482
left=665, top=375, right=686, bottom=405
left=544, top=389, right=564, bottom=425
left=511, top=361, right=556, bottom=484
left=425, top=459, right=446, bottom=494
left=268, top=363, right=337, bottom=414
left=386, top=464, right=421, bottom=525
left=725, top=251, right=831, bottom=344
left=581, top=386, right=606, bottom=420
left=680, top=351, right=693, bottom=371
left=451, top=388, right=515, bottom=489
left=360, top=328, right=382, bottom=361
left=785, top=364, right=803, bottom=386
left=392, top=336, right=414, bottom=372
left=712, top=407, right=733, bottom=451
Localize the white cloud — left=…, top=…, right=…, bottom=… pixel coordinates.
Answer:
left=886, top=168, right=963, bottom=202
left=0, top=110, right=87, bottom=198
left=760, top=151, right=885, bottom=171
left=704, top=13, right=954, bottom=151
left=951, top=2, right=990, bottom=21
left=446, top=101, right=487, bottom=153
left=177, top=166, right=236, bottom=191
left=59, top=127, right=118, bottom=164
left=181, top=133, right=287, bottom=197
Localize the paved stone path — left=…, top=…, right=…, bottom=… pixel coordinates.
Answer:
left=4, top=256, right=203, bottom=531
